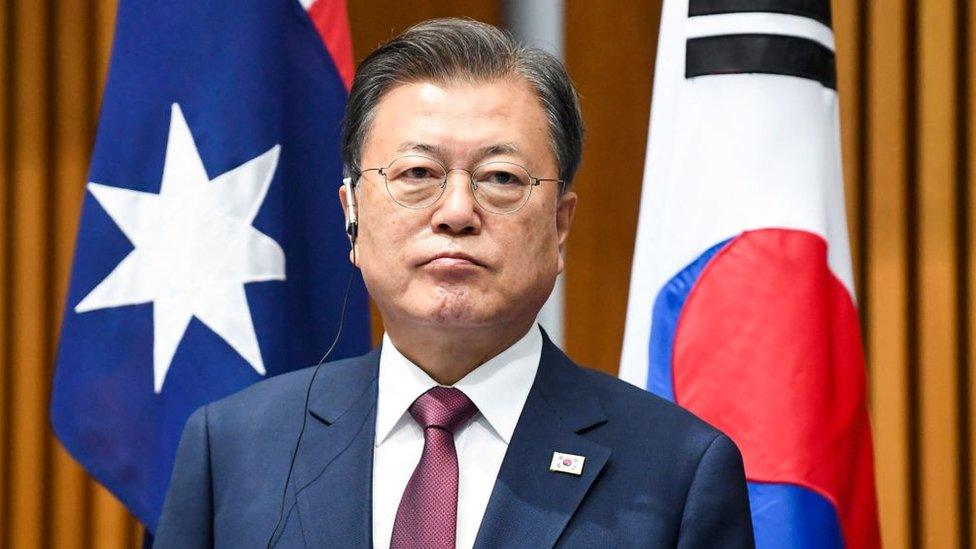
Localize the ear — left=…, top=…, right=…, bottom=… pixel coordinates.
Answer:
left=555, top=190, right=577, bottom=273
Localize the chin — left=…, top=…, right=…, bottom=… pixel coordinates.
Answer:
left=429, top=286, right=481, bottom=323
left=405, top=286, right=497, bottom=327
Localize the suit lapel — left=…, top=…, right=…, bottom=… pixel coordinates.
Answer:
left=290, top=347, right=381, bottom=547
left=474, top=334, right=611, bottom=549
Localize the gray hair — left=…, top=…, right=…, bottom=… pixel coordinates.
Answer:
left=341, top=18, right=584, bottom=190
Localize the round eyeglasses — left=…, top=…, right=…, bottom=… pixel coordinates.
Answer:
left=358, top=154, right=564, bottom=214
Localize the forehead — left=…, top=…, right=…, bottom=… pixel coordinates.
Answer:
left=363, top=78, right=554, bottom=167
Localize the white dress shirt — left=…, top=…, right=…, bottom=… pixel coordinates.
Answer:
left=371, top=325, right=542, bottom=549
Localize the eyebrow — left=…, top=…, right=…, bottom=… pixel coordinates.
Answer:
left=396, top=141, right=522, bottom=162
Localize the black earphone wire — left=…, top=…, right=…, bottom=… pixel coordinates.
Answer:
left=266, top=258, right=357, bottom=548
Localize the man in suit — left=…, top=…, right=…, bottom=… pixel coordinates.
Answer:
left=154, top=18, right=754, bottom=548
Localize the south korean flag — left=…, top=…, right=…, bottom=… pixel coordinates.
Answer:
left=620, top=1, right=881, bottom=548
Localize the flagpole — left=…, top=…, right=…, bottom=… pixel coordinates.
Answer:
left=504, top=0, right=566, bottom=348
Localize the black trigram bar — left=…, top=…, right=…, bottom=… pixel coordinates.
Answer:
left=689, top=0, right=832, bottom=28
left=686, top=34, right=836, bottom=89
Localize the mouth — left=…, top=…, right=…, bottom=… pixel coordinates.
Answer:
left=419, top=252, right=486, bottom=269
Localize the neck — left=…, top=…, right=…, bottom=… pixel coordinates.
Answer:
left=384, top=318, right=536, bottom=385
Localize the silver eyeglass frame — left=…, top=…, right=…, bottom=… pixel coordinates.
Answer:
left=357, top=154, right=565, bottom=215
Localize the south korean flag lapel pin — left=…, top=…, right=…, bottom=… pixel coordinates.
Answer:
left=550, top=451, right=585, bottom=476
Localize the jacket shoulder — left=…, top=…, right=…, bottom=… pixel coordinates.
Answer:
left=578, top=364, right=727, bottom=446
left=203, top=349, right=378, bottom=434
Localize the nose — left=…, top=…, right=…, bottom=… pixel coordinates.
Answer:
left=429, top=170, right=482, bottom=235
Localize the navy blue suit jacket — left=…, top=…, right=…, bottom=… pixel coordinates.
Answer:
left=154, top=331, right=754, bottom=547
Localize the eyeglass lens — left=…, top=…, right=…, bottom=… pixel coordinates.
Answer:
left=382, top=155, right=532, bottom=213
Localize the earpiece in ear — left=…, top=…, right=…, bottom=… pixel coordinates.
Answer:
left=343, top=176, right=358, bottom=245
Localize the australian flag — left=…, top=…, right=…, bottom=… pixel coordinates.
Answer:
left=50, top=0, right=370, bottom=532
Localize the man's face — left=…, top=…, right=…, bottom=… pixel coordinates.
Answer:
left=345, top=77, right=576, bottom=333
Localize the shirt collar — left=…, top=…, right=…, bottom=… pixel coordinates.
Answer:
left=375, top=325, right=542, bottom=447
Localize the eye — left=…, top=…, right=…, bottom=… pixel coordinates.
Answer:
left=490, top=171, right=515, bottom=184
left=386, top=156, right=445, bottom=181
left=404, top=166, right=433, bottom=179
left=480, top=169, right=522, bottom=186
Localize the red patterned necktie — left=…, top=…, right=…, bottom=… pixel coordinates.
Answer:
left=390, top=386, right=479, bottom=549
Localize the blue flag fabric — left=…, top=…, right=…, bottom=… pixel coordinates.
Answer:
left=51, top=0, right=370, bottom=531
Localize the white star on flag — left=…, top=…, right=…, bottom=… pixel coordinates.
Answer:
left=75, top=103, right=286, bottom=393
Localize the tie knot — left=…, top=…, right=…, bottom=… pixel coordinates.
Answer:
left=409, top=387, right=478, bottom=433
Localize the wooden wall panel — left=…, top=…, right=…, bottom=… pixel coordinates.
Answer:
left=0, top=1, right=10, bottom=543
left=9, top=1, right=51, bottom=546
left=49, top=0, right=95, bottom=547
left=91, top=485, right=131, bottom=549
left=563, top=0, right=660, bottom=375
left=865, top=1, right=912, bottom=546
left=349, top=0, right=498, bottom=63
left=918, top=1, right=960, bottom=546
left=96, top=0, right=114, bottom=85
left=968, top=3, right=976, bottom=544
